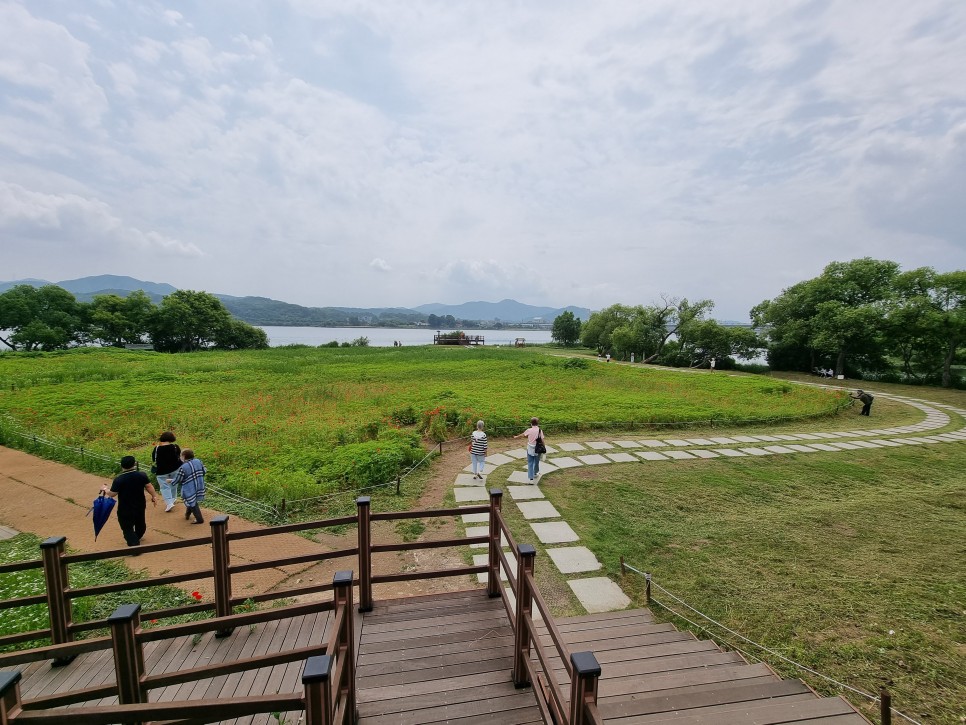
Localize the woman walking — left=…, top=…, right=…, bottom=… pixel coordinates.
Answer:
left=514, top=417, right=545, bottom=483
left=152, top=431, right=182, bottom=512
left=171, top=449, right=207, bottom=524
left=469, top=420, right=488, bottom=479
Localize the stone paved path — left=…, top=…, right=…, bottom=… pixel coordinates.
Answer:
left=453, top=390, right=966, bottom=614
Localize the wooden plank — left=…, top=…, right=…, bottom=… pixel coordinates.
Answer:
left=359, top=611, right=509, bottom=644
left=363, top=599, right=505, bottom=627
left=598, top=679, right=812, bottom=719
left=358, top=680, right=529, bottom=717
left=362, top=692, right=543, bottom=724
left=612, top=694, right=857, bottom=724
left=553, top=622, right=678, bottom=645
left=357, top=633, right=515, bottom=667
left=596, top=663, right=777, bottom=698
left=357, top=624, right=513, bottom=655
left=357, top=643, right=515, bottom=677
left=554, top=608, right=655, bottom=625
left=360, top=653, right=514, bottom=688
left=554, top=651, right=746, bottom=685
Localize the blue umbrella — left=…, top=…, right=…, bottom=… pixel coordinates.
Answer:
left=88, top=491, right=115, bottom=541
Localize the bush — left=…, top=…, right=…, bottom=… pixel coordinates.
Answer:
left=563, top=357, right=590, bottom=370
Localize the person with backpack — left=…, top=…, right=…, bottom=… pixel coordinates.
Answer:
left=514, top=417, right=546, bottom=483
left=851, top=389, right=874, bottom=416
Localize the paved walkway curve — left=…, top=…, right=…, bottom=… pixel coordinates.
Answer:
left=451, top=390, right=966, bottom=614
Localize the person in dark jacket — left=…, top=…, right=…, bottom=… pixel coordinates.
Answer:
left=152, top=431, right=182, bottom=512
left=851, top=389, right=874, bottom=416
left=103, top=455, right=157, bottom=547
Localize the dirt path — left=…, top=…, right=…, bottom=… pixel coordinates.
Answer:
left=0, top=443, right=483, bottom=603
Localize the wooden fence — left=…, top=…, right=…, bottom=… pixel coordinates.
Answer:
left=0, top=491, right=603, bottom=725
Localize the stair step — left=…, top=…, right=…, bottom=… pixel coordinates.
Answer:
left=600, top=693, right=858, bottom=724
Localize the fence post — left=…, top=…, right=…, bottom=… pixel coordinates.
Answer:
left=487, top=489, right=503, bottom=598
left=356, top=497, right=373, bottom=612
left=645, top=572, right=652, bottom=605
left=40, top=536, right=75, bottom=666
left=511, top=544, right=536, bottom=687
left=0, top=671, right=23, bottom=723
left=880, top=686, right=891, bottom=725
left=396, top=475, right=401, bottom=495
left=108, top=604, right=146, bottom=713
left=302, top=655, right=334, bottom=725
left=569, top=651, right=602, bottom=725
left=332, top=570, right=357, bottom=722
left=210, top=515, right=234, bottom=637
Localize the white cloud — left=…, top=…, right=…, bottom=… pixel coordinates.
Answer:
left=369, top=258, right=391, bottom=272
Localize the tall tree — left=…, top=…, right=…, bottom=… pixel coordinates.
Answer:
left=0, top=284, right=86, bottom=351
left=551, top=311, right=582, bottom=346
left=88, top=291, right=155, bottom=347
left=148, top=290, right=235, bottom=352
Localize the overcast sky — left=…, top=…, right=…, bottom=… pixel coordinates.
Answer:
left=1, top=1, right=964, bottom=320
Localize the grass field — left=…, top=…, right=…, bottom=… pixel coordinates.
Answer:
left=0, top=346, right=844, bottom=505
left=518, top=404, right=966, bottom=723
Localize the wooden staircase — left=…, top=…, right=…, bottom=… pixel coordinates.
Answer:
left=536, top=608, right=871, bottom=724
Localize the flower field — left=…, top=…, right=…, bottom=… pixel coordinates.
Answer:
left=0, top=346, right=845, bottom=504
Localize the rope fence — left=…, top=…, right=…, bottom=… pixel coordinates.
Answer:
left=621, top=562, right=922, bottom=725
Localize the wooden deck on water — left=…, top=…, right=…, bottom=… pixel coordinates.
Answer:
left=14, top=590, right=869, bottom=724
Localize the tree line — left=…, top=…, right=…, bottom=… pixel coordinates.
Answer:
left=552, top=258, right=965, bottom=387
left=0, top=285, right=268, bottom=353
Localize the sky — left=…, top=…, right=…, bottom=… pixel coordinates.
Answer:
left=0, top=1, right=964, bottom=321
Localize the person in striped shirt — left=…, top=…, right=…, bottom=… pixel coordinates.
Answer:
left=469, top=420, right=488, bottom=479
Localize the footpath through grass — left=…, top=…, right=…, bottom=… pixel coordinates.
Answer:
left=0, top=346, right=843, bottom=506
left=543, top=433, right=965, bottom=722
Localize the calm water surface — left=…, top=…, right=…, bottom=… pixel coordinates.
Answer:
left=259, top=326, right=553, bottom=347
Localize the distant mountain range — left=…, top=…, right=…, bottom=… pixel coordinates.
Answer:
left=0, top=276, right=592, bottom=326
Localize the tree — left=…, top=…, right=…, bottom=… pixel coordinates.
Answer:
left=666, top=320, right=764, bottom=368
left=147, top=290, right=235, bottom=352
left=551, top=311, right=582, bottom=346
left=88, top=291, right=155, bottom=347
left=583, top=298, right=714, bottom=362
left=213, top=318, right=269, bottom=350
left=0, top=284, right=86, bottom=350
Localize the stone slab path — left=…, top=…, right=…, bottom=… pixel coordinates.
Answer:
left=451, top=390, right=966, bottom=615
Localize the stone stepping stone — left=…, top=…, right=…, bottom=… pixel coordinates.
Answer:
left=762, top=445, right=797, bottom=454
left=754, top=435, right=781, bottom=442
left=664, top=439, right=691, bottom=447
left=605, top=452, right=638, bottom=463
left=465, top=526, right=508, bottom=549
left=462, top=462, right=497, bottom=475
left=665, top=450, right=696, bottom=460
left=639, top=439, right=668, bottom=447
left=637, top=451, right=670, bottom=461
left=790, top=433, right=822, bottom=440
left=546, top=546, right=602, bottom=574
left=614, top=440, right=641, bottom=448
left=739, top=447, right=773, bottom=456
left=714, top=449, right=747, bottom=457
left=587, top=441, right=614, bottom=450
left=808, top=443, right=843, bottom=452
left=505, top=448, right=529, bottom=459
left=538, top=461, right=559, bottom=474
left=709, top=437, right=739, bottom=444
left=549, top=456, right=583, bottom=469
left=508, top=471, right=539, bottom=484
left=461, top=511, right=490, bottom=524
left=0, top=525, right=20, bottom=541
left=689, top=450, right=720, bottom=459
left=785, top=444, right=820, bottom=453
left=684, top=438, right=716, bottom=446
left=567, top=577, right=631, bottom=613
left=455, top=473, right=487, bottom=487
left=576, top=454, right=610, bottom=465
left=557, top=442, right=586, bottom=452
left=485, top=453, right=515, bottom=466
left=454, top=487, right=490, bottom=503
left=731, top=435, right=761, bottom=443
left=850, top=440, right=883, bottom=448
left=825, top=441, right=862, bottom=450
left=507, top=485, right=546, bottom=500
left=772, top=434, right=800, bottom=441
left=530, top=521, right=579, bottom=544
left=473, top=553, right=508, bottom=584
left=517, top=501, right=561, bottom=520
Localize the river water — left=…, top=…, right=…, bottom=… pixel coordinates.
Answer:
left=258, top=326, right=553, bottom=347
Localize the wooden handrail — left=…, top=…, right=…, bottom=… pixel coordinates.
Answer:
left=523, top=610, right=570, bottom=716
left=63, top=568, right=213, bottom=599
left=228, top=546, right=356, bottom=574
left=525, top=569, right=573, bottom=676
left=61, top=535, right=209, bottom=563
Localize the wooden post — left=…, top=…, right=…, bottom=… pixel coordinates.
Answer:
left=356, top=497, right=373, bottom=612
left=487, top=489, right=503, bottom=598
left=569, top=651, right=602, bottom=725
left=210, top=516, right=234, bottom=637
left=40, top=536, right=75, bottom=666
left=511, top=544, right=536, bottom=687
left=108, top=604, right=146, bottom=716
left=332, top=571, right=357, bottom=722
left=645, top=572, right=651, bottom=604
left=0, top=671, right=23, bottom=725
left=302, top=655, right=334, bottom=725
left=396, top=475, right=401, bottom=495
left=880, top=686, right=891, bottom=725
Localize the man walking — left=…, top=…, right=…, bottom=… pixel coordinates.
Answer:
left=103, top=455, right=157, bottom=548
left=851, top=389, right=874, bottom=416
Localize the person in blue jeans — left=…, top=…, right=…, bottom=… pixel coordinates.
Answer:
left=152, top=431, right=182, bottom=512
left=514, top=417, right=545, bottom=483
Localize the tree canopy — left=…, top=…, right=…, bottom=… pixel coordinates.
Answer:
left=551, top=311, right=582, bottom=346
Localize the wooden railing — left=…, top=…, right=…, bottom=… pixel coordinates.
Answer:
left=490, top=491, right=603, bottom=725
left=0, top=490, right=602, bottom=725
